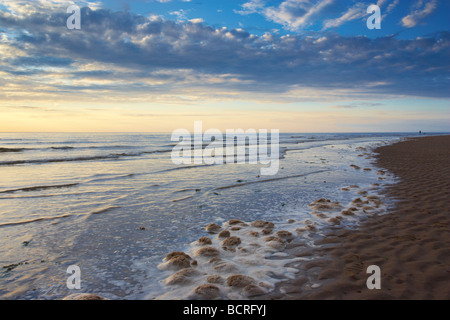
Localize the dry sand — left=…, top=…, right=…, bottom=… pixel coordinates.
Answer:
left=262, top=135, right=450, bottom=300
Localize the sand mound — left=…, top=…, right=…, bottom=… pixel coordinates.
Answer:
left=207, top=275, right=225, bottom=284
left=251, top=220, right=274, bottom=229
left=228, top=219, right=247, bottom=226
left=194, top=247, right=220, bottom=257
left=276, top=230, right=294, bottom=240
left=198, top=237, right=212, bottom=245
left=213, top=261, right=240, bottom=273
left=242, top=284, right=266, bottom=297
left=159, top=255, right=192, bottom=271
left=205, top=223, right=221, bottom=233
left=309, top=199, right=342, bottom=212
left=227, top=274, right=256, bottom=288
left=221, top=236, right=242, bottom=248
left=164, top=251, right=191, bottom=261
left=192, top=284, right=221, bottom=299
left=218, top=230, right=230, bottom=238
left=62, top=293, right=108, bottom=300
left=165, top=268, right=200, bottom=285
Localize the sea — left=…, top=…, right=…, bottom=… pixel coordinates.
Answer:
left=0, top=132, right=436, bottom=299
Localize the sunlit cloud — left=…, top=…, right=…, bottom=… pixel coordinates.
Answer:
left=401, top=0, right=438, bottom=28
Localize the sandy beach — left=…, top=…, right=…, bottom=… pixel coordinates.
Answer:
left=263, top=135, right=450, bottom=300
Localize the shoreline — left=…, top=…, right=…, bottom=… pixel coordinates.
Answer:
left=58, top=134, right=449, bottom=300
left=264, top=134, right=450, bottom=300
left=149, top=135, right=401, bottom=300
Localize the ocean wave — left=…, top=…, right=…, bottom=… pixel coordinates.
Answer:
left=0, top=145, right=151, bottom=153
left=214, top=170, right=331, bottom=191
left=89, top=206, right=121, bottom=215
left=156, top=164, right=218, bottom=173
left=83, top=173, right=135, bottom=183
left=50, top=146, right=75, bottom=150
left=0, top=183, right=79, bottom=194
left=0, top=152, right=144, bottom=166
left=172, top=195, right=195, bottom=203
left=0, top=214, right=74, bottom=228
left=87, top=145, right=140, bottom=149
left=0, top=147, right=31, bottom=153
left=0, top=193, right=77, bottom=200
left=0, top=205, right=121, bottom=228
left=172, top=188, right=199, bottom=194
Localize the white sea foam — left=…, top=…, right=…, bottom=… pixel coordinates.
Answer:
left=154, top=184, right=391, bottom=300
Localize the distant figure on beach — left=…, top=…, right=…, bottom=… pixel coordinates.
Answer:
left=419, top=130, right=422, bottom=134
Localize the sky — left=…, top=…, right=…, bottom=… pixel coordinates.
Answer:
left=0, top=0, right=449, bottom=132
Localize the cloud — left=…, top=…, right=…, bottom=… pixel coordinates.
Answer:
left=0, top=0, right=102, bottom=15
left=322, top=0, right=401, bottom=30
left=189, top=18, right=204, bottom=24
left=237, top=0, right=335, bottom=31
left=332, top=105, right=358, bottom=109
left=401, top=0, right=438, bottom=28
left=0, top=1, right=449, bottom=104
left=386, top=0, right=400, bottom=13
left=237, top=0, right=414, bottom=32
left=12, top=56, right=74, bottom=67
left=331, top=102, right=384, bottom=109
left=234, top=0, right=266, bottom=15
left=268, top=0, right=335, bottom=30
left=169, top=9, right=188, bottom=21
left=322, top=2, right=367, bottom=29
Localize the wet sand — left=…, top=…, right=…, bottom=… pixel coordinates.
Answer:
left=64, top=135, right=449, bottom=300
left=263, top=135, right=450, bottom=300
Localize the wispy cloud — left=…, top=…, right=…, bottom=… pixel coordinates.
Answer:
left=266, top=0, right=335, bottom=30
left=386, top=0, right=400, bottom=13
left=237, top=0, right=335, bottom=31
left=237, top=0, right=435, bottom=32
left=234, top=0, right=266, bottom=15
left=322, top=0, right=401, bottom=30
left=169, top=9, right=188, bottom=21
left=322, top=2, right=367, bottom=30
left=401, top=0, right=438, bottom=28
left=331, top=102, right=384, bottom=109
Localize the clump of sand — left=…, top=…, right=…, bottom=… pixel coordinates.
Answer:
left=198, top=237, right=212, bottom=245
left=226, top=274, right=256, bottom=288
left=158, top=252, right=193, bottom=271
left=221, top=236, right=242, bottom=248
left=165, top=268, right=201, bottom=285
left=192, top=284, right=221, bottom=299
left=156, top=157, right=392, bottom=300
left=156, top=217, right=309, bottom=300
left=205, top=223, right=221, bottom=233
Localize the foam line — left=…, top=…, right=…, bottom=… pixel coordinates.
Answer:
left=214, top=170, right=330, bottom=191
